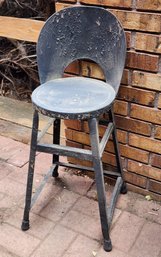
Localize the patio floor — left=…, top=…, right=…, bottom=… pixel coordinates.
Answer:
left=0, top=134, right=161, bottom=257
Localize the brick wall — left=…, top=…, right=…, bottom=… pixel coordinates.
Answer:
left=55, top=0, right=161, bottom=200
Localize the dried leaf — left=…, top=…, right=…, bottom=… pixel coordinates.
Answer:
left=92, top=250, right=97, bottom=256
left=145, top=195, right=152, bottom=201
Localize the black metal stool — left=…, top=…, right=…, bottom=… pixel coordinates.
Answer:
left=21, top=6, right=127, bottom=251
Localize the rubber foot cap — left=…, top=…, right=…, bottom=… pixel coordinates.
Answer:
left=104, top=239, right=112, bottom=252
left=120, top=182, right=127, bottom=194
left=21, top=220, right=30, bottom=231
left=52, top=167, right=59, bottom=178
left=52, top=170, right=59, bottom=178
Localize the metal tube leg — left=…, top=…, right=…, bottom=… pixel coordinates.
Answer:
left=21, top=110, right=39, bottom=231
left=52, top=119, right=61, bottom=177
left=88, top=118, right=112, bottom=252
left=109, top=109, right=127, bottom=194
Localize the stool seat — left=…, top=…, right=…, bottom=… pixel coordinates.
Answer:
left=32, top=77, right=115, bottom=119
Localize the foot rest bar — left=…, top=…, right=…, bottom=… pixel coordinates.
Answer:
left=108, top=176, right=123, bottom=228
left=56, top=161, right=120, bottom=177
left=99, top=122, right=114, bottom=157
left=37, top=143, right=93, bottom=161
left=30, top=164, right=56, bottom=208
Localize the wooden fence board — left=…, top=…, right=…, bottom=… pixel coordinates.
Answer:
left=0, top=16, right=44, bottom=42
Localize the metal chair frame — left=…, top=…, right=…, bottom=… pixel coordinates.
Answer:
left=21, top=6, right=127, bottom=252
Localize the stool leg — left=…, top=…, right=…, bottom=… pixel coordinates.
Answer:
left=109, top=109, right=127, bottom=194
left=21, top=110, right=39, bottom=231
left=52, top=119, right=61, bottom=177
left=88, top=118, right=112, bottom=252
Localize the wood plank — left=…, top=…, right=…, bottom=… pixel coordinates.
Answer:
left=0, top=16, right=44, bottom=42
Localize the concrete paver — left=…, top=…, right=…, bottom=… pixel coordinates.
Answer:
left=97, top=248, right=131, bottom=257
left=0, top=177, right=25, bottom=199
left=130, top=221, right=161, bottom=257
left=59, top=170, right=93, bottom=196
left=0, top=160, right=15, bottom=180
left=63, top=235, right=100, bottom=257
left=111, top=211, right=145, bottom=253
left=0, top=135, right=160, bottom=257
left=60, top=209, right=102, bottom=240
left=6, top=207, right=55, bottom=240
left=0, top=246, right=18, bottom=257
left=39, top=189, right=80, bottom=222
left=0, top=223, right=40, bottom=257
left=31, top=225, right=76, bottom=257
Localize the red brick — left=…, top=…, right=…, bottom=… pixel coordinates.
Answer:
left=135, top=33, right=161, bottom=54
left=128, top=159, right=161, bottom=181
left=154, top=126, right=161, bottom=139
left=66, top=125, right=127, bottom=147
left=99, top=138, right=148, bottom=163
left=103, top=151, right=118, bottom=167
left=157, top=93, right=161, bottom=109
left=67, top=146, right=125, bottom=168
left=121, top=69, right=130, bottom=85
left=129, top=133, right=161, bottom=154
left=126, top=31, right=131, bottom=49
left=65, top=129, right=90, bottom=146
left=130, top=104, right=161, bottom=125
left=81, top=60, right=129, bottom=85
left=80, top=0, right=132, bottom=8
left=117, top=129, right=128, bottom=144
left=124, top=171, right=147, bottom=188
left=132, top=71, right=161, bottom=91
left=115, top=116, right=151, bottom=136
left=111, top=10, right=161, bottom=32
left=126, top=51, right=159, bottom=72
left=149, top=180, right=161, bottom=194
left=120, top=144, right=149, bottom=163
left=151, top=153, right=161, bottom=168
left=81, top=61, right=104, bottom=80
left=84, top=122, right=128, bottom=144
left=118, top=86, right=155, bottom=106
left=137, top=0, right=161, bottom=11
left=67, top=156, right=92, bottom=168
left=64, top=60, right=80, bottom=75
left=66, top=139, right=84, bottom=148
left=64, top=120, right=82, bottom=131
left=114, top=100, right=128, bottom=116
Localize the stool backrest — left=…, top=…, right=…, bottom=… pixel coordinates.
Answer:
left=37, top=6, right=126, bottom=94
